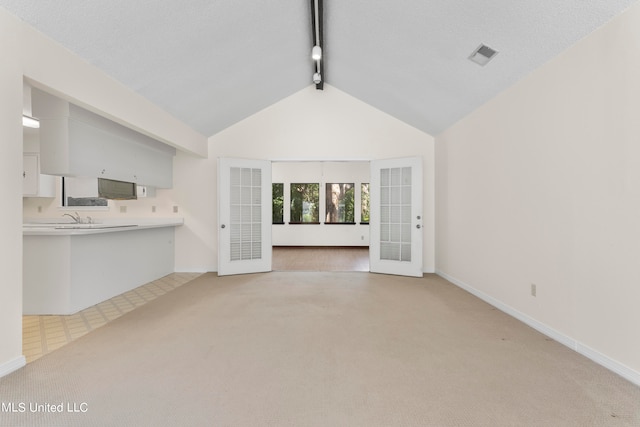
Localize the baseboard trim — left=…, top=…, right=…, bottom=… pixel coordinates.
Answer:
left=576, top=342, right=640, bottom=387
left=174, top=268, right=214, bottom=273
left=436, top=270, right=640, bottom=387
left=0, top=356, right=26, bottom=379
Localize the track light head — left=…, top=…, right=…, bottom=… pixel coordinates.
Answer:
left=312, top=45, right=322, bottom=60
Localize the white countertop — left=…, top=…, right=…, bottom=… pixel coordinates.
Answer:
left=23, top=218, right=184, bottom=236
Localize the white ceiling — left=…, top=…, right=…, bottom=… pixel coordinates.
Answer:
left=2, top=0, right=636, bottom=137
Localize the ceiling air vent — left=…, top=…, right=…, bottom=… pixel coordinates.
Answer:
left=469, top=44, right=498, bottom=66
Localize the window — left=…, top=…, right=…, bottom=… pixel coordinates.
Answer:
left=325, top=183, right=355, bottom=223
left=361, top=183, right=370, bottom=223
left=97, top=178, right=137, bottom=200
left=272, top=183, right=284, bottom=224
left=62, top=177, right=108, bottom=207
left=290, top=183, right=319, bottom=223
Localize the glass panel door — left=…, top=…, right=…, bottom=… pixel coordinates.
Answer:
left=370, top=157, right=423, bottom=277
left=218, top=158, right=272, bottom=276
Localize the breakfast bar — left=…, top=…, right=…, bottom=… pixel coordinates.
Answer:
left=23, top=218, right=183, bottom=315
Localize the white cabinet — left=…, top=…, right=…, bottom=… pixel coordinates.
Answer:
left=33, top=89, right=175, bottom=188
left=23, top=153, right=39, bottom=196
left=136, top=185, right=156, bottom=198
left=23, top=153, right=55, bottom=198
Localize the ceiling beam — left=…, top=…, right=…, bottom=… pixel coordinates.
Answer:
left=311, top=0, right=324, bottom=90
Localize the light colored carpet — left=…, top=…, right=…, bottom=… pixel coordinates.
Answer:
left=1, top=272, right=639, bottom=426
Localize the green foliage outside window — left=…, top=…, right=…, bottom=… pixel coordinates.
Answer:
left=325, top=183, right=355, bottom=223
left=361, top=183, right=370, bottom=223
left=344, top=186, right=355, bottom=223
left=272, top=183, right=284, bottom=224
left=290, top=183, right=319, bottom=223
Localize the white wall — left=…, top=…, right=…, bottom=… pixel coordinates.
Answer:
left=0, top=9, right=27, bottom=377
left=1, top=6, right=207, bottom=377
left=436, top=2, right=640, bottom=383
left=272, top=161, right=370, bottom=246
left=171, top=85, right=435, bottom=272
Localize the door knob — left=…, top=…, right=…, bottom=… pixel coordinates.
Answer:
left=416, top=224, right=421, bottom=229
left=221, top=224, right=226, bottom=229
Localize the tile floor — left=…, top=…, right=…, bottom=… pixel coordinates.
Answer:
left=22, top=272, right=202, bottom=364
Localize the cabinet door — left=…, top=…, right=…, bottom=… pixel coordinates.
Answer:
left=38, top=173, right=56, bottom=198
left=23, top=153, right=39, bottom=196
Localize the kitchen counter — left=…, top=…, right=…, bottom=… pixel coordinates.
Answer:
left=23, top=218, right=184, bottom=315
left=23, top=218, right=183, bottom=235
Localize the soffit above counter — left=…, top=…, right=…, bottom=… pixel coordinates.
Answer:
left=32, top=88, right=176, bottom=188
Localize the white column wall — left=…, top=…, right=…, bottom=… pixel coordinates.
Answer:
left=0, top=9, right=27, bottom=376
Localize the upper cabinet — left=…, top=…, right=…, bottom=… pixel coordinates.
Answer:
left=32, top=89, right=176, bottom=188
left=22, top=153, right=39, bottom=196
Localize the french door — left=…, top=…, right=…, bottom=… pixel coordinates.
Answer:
left=218, top=158, right=272, bottom=276
left=369, top=157, right=423, bottom=277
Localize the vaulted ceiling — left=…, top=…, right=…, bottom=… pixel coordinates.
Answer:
left=1, top=0, right=636, bottom=137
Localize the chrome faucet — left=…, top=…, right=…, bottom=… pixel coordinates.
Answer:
left=62, top=212, right=82, bottom=224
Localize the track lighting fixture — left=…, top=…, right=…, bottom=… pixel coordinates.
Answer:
left=310, top=0, right=323, bottom=89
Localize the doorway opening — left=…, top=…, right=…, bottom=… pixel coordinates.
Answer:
left=219, top=156, right=423, bottom=277
left=271, top=161, right=370, bottom=272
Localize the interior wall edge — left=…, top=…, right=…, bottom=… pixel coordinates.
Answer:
left=0, top=356, right=26, bottom=380
left=436, top=269, right=640, bottom=388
